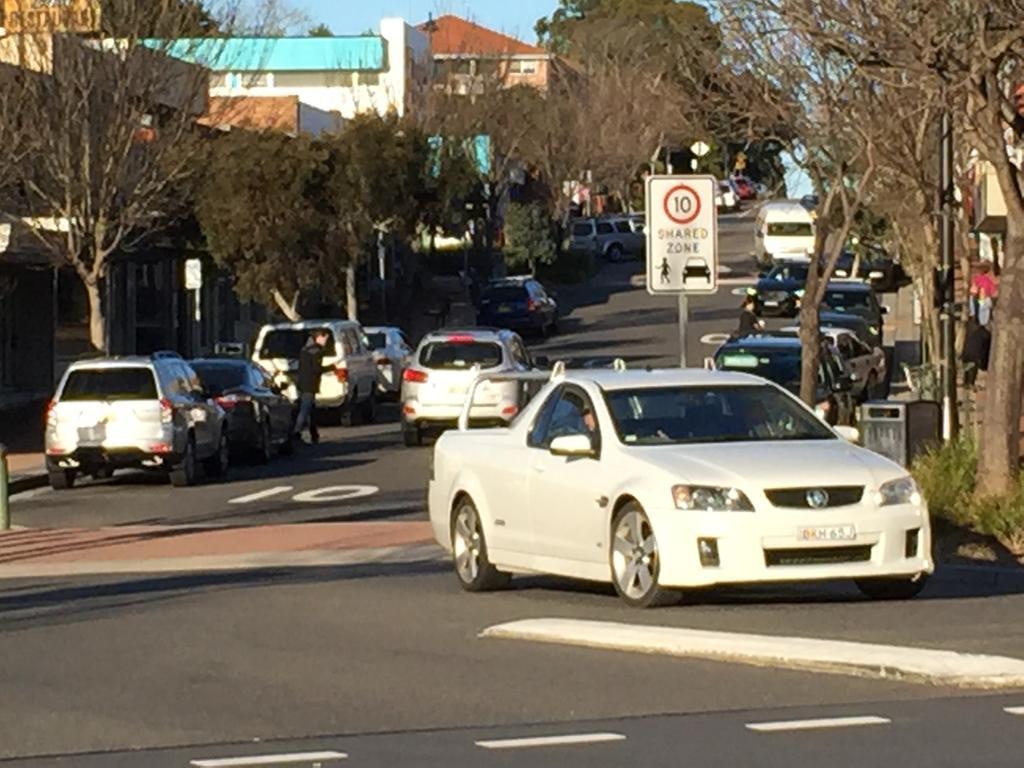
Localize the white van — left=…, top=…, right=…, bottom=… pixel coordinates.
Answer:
left=252, top=319, right=378, bottom=424
left=754, top=201, right=816, bottom=266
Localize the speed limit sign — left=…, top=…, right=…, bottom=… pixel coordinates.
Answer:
left=645, top=175, right=718, bottom=295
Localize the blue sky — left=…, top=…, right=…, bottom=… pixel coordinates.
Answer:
left=300, top=0, right=557, bottom=41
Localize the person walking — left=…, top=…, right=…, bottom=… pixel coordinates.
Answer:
left=295, top=330, right=330, bottom=445
left=736, top=295, right=764, bottom=337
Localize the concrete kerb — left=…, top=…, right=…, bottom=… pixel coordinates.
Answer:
left=480, top=618, right=1024, bottom=690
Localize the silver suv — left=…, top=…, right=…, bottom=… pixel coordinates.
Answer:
left=400, top=329, right=539, bottom=446
left=44, top=353, right=229, bottom=490
left=569, top=216, right=645, bottom=262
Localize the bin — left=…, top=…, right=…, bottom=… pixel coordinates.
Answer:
left=859, top=400, right=941, bottom=468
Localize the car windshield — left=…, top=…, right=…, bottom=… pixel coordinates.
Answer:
left=824, top=290, right=871, bottom=312
left=766, top=263, right=808, bottom=282
left=571, top=223, right=591, bottom=236
left=605, top=385, right=835, bottom=445
left=483, top=286, right=527, bottom=302
left=191, top=364, right=247, bottom=395
left=767, top=222, right=813, bottom=237
left=365, top=332, right=387, bottom=350
left=60, top=367, right=158, bottom=401
left=715, top=348, right=803, bottom=391
left=419, top=341, right=503, bottom=370
left=259, top=329, right=335, bottom=359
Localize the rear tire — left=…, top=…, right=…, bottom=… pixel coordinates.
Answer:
left=451, top=497, right=510, bottom=592
left=607, top=244, right=624, bottom=263
left=278, top=429, right=295, bottom=456
left=204, top=432, right=230, bottom=478
left=48, top=469, right=76, bottom=491
left=402, top=423, right=422, bottom=447
left=855, top=575, right=928, bottom=601
left=170, top=438, right=197, bottom=488
left=361, top=390, right=377, bottom=424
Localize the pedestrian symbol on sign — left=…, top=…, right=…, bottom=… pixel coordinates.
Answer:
left=660, top=258, right=671, bottom=285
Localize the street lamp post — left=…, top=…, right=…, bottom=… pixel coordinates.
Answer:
left=938, top=109, right=957, bottom=440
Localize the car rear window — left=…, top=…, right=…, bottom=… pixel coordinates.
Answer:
left=483, top=286, right=527, bottom=302
left=419, top=342, right=503, bottom=370
left=259, top=329, right=336, bottom=359
left=191, top=363, right=247, bottom=395
left=767, top=222, right=814, bottom=237
left=366, top=332, right=387, bottom=350
left=60, top=367, right=158, bottom=401
left=824, top=290, right=871, bottom=310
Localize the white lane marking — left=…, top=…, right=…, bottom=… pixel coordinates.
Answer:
left=746, top=716, right=891, bottom=733
left=480, top=619, right=1024, bottom=689
left=701, top=333, right=731, bottom=346
left=476, top=733, right=626, bottom=750
left=190, top=751, right=347, bottom=767
left=292, top=485, right=379, bottom=503
left=1005, top=706, right=1024, bottom=716
left=228, top=486, right=294, bottom=505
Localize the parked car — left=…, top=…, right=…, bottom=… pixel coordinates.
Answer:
left=428, top=367, right=931, bottom=607
left=712, top=335, right=856, bottom=426
left=569, top=216, right=645, bottom=262
left=778, top=326, right=887, bottom=401
left=44, top=353, right=229, bottom=489
left=477, top=277, right=559, bottom=337
left=253, top=319, right=378, bottom=425
left=731, top=175, right=758, bottom=201
left=815, top=311, right=877, bottom=348
left=754, top=201, right=816, bottom=267
left=752, top=260, right=810, bottom=317
left=823, top=281, right=887, bottom=342
left=834, top=249, right=909, bottom=293
left=189, top=358, right=295, bottom=462
left=364, top=325, right=414, bottom=400
left=400, top=328, right=539, bottom=446
left=716, top=181, right=739, bottom=212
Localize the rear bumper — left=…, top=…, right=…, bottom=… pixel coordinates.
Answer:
left=46, top=446, right=181, bottom=471
left=402, top=400, right=517, bottom=428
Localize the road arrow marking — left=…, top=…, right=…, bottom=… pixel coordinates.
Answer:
left=292, top=485, right=379, bottom=503
left=746, top=716, right=890, bottom=733
left=190, top=750, right=347, bottom=766
left=476, top=733, right=625, bottom=750
left=228, top=487, right=293, bottom=504
left=481, top=619, right=1024, bottom=689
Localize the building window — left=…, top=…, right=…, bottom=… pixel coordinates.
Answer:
left=510, top=59, right=538, bottom=75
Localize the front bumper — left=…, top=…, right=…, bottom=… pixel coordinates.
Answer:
left=649, top=502, right=933, bottom=588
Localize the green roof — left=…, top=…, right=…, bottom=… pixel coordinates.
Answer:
left=151, top=37, right=386, bottom=72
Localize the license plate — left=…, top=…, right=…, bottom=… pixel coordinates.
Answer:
left=764, top=300, right=779, bottom=307
left=497, top=304, right=512, bottom=314
left=798, top=524, right=857, bottom=542
left=448, top=385, right=468, bottom=395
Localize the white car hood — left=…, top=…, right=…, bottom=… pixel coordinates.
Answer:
left=634, top=439, right=901, bottom=491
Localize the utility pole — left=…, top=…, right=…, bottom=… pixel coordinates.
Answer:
left=938, top=109, right=957, bottom=440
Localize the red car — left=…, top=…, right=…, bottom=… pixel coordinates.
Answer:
left=731, top=175, right=758, bottom=200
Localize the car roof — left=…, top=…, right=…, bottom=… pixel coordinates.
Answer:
left=189, top=358, right=250, bottom=366
left=719, top=334, right=802, bottom=348
left=66, top=356, right=163, bottom=370
left=760, top=201, right=813, bottom=217
left=362, top=325, right=401, bottom=333
left=421, top=327, right=509, bottom=343
left=825, top=281, right=872, bottom=292
left=563, top=367, right=767, bottom=391
left=486, top=276, right=533, bottom=286
left=259, top=319, right=360, bottom=331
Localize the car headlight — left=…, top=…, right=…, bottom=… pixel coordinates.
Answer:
left=794, top=288, right=805, bottom=298
left=672, top=485, right=754, bottom=511
left=875, top=476, right=921, bottom=507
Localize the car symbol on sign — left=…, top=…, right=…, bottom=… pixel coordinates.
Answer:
left=683, top=257, right=712, bottom=285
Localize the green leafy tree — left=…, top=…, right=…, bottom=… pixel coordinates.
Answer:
left=308, top=22, right=333, bottom=37
left=503, top=202, right=556, bottom=274
left=194, top=130, right=335, bottom=321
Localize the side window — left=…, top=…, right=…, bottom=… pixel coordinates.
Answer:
left=509, top=338, right=531, bottom=368
left=182, top=364, right=203, bottom=395
left=399, top=332, right=413, bottom=352
left=535, top=387, right=600, bottom=450
left=340, top=331, right=355, bottom=356
left=249, top=366, right=266, bottom=389
left=528, top=387, right=564, bottom=448
left=615, top=220, right=632, bottom=233
left=596, top=222, right=614, bottom=235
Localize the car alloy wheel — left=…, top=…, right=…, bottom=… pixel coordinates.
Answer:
left=451, top=498, right=509, bottom=592
left=610, top=503, right=676, bottom=607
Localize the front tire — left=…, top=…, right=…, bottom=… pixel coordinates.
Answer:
left=855, top=575, right=928, bottom=601
left=451, top=498, right=509, bottom=592
left=610, top=502, right=678, bottom=608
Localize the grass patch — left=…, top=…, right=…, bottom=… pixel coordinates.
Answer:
left=912, top=437, right=1024, bottom=557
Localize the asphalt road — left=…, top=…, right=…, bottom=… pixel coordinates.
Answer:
left=4, top=207, right=1023, bottom=766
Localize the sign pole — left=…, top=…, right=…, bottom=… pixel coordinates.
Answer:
left=678, top=293, right=689, bottom=368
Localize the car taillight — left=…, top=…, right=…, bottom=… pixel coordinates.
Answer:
left=403, top=369, right=428, bottom=384
left=215, top=394, right=250, bottom=410
left=334, top=367, right=348, bottom=383
left=446, top=334, right=475, bottom=344
left=45, top=399, right=57, bottom=427
left=160, top=398, right=174, bottom=424
left=527, top=299, right=539, bottom=312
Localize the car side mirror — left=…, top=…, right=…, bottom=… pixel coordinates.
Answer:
left=549, top=434, right=595, bottom=458
left=834, top=425, right=860, bottom=443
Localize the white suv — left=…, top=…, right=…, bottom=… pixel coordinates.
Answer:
left=253, top=320, right=378, bottom=425
left=400, top=329, right=539, bottom=446
left=44, top=353, right=229, bottom=489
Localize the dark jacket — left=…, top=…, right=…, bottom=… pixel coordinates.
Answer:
left=737, top=308, right=761, bottom=337
left=297, top=338, right=326, bottom=395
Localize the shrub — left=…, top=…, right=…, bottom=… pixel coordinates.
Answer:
left=911, top=436, right=977, bottom=526
left=973, top=480, right=1024, bottom=556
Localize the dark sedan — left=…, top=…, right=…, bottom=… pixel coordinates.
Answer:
left=833, top=250, right=909, bottom=293
left=753, top=261, right=809, bottom=317
left=822, top=282, right=887, bottom=343
left=189, top=359, right=294, bottom=462
left=477, top=277, right=559, bottom=337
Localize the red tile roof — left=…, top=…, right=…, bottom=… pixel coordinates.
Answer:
left=418, top=14, right=546, bottom=57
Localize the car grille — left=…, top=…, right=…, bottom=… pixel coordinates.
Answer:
left=764, top=545, right=873, bottom=567
left=764, top=486, right=864, bottom=508
left=759, top=290, right=788, bottom=302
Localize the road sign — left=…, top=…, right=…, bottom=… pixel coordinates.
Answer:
left=645, top=175, right=718, bottom=296
left=184, top=258, right=202, bottom=290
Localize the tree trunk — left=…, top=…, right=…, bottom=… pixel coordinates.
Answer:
left=85, top=279, right=106, bottom=353
left=977, top=219, right=1024, bottom=494
left=345, top=263, right=358, bottom=321
left=797, top=298, right=821, bottom=406
left=272, top=289, right=301, bottom=322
